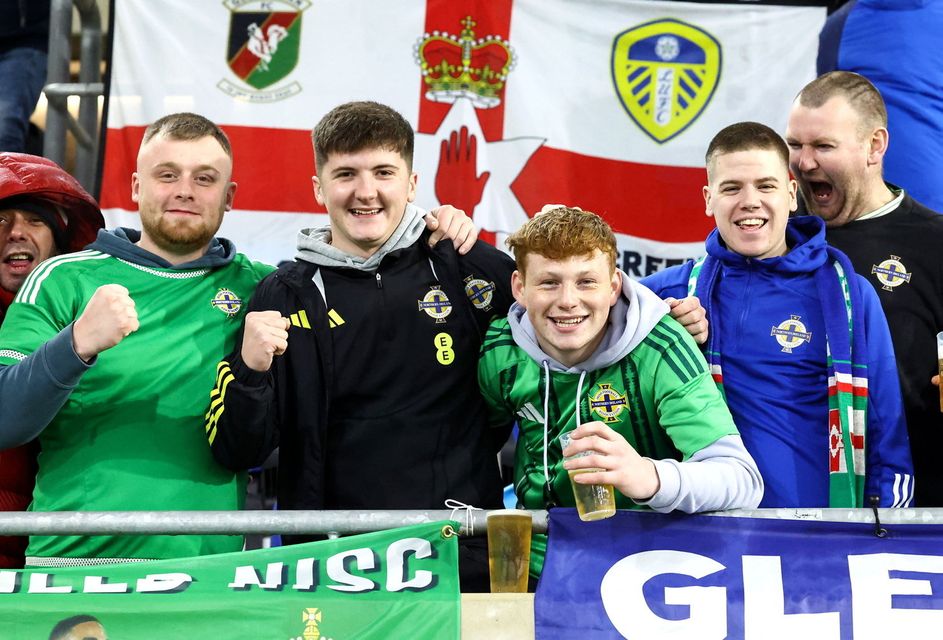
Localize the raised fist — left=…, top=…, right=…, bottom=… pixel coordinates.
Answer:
left=241, top=310, right=291, bottom=372
left=72, top=284, right=140, bottom=362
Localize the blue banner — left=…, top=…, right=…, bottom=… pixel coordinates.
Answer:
left=536, top=509, right=943, bottom=639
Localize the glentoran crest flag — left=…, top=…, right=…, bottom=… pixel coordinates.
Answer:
left=0, top=522, right=460, bottom=639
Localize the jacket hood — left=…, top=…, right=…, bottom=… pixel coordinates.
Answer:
left=295, top=203, right=427, bottom=271
left=0, top=153, right=104, bottom=253
left=507, top=271, right=669, bottom=373
left=706, top=215, right=828, bottom=274
left=87, top=228, right=237, bottom=270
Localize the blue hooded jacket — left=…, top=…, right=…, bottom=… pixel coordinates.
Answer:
left=643, top=216, right=913, bottom=508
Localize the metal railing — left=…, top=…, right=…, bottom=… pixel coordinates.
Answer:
left=0, top=510, right=548, bottom=538
left=43, top=0, right=104, bottom=193
left=0, top=508, right=936, bottom=539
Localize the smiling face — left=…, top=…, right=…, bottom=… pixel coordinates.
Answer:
left=131, top=133, right=236, bottom=264
left=313, top=147, right=417, bottom=258
left=512, top=249, right=621, bottom=367
left=705, top=148, right=797, bottom=260
left=785, top=95, right=887, bottom=227
left=0, top=208, right=58, bottom=293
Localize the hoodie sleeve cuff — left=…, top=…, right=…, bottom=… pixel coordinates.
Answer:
left=635, top=458, right=682, bottom=512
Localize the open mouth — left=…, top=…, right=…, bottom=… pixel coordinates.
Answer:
left=350, top=208, right=382, bottom=217
left=809, top=180, right=834, bottom=203
left=551, top=316, right=586, bottom=327
left=734, top=218, right=767, bottom=230
left=2, top=252, right=35, bottom=273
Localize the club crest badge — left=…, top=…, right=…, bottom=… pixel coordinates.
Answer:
left=291, top=607, right=334, bottom=640
left=418, top=287, right=453, bottom=323
left=611, top=18, right=721, bottom=144
left=871, top=255, right=912, bottom=291
left=211, top=288, right=243, bottom=317
left=414, top=15, right=516, bottom=109
left=770, top=314, right=812, bottom=353
left=218, top=0, right=310, bottom=102
left=589, top=383, right=628, bottom=423
left=464, top=275, right=495, bottom=311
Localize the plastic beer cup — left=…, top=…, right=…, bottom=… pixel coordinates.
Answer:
left=560, top=432, right=616, bottom=521
left=486, top=509, right=531, bottom=593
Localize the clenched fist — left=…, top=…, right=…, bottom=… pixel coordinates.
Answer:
left=241, top=310, right=291, bottom=372
left=72, top=284, right=139, bottom=362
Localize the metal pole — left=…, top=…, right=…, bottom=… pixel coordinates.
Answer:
left=43, top=0, right=76, bottom=168
left=74, top=0, right=102, bottom=191
left=0, top=510, right=551, bottom=537
left=0, top=508, right=937, bottom=538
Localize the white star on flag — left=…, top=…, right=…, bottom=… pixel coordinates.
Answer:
left=414, top=99, right=544, bottom=234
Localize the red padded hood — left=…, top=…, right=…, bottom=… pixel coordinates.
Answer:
left=0, top=153, right=104, bottom=253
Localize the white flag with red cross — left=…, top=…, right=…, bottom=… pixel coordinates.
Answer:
left=100, top=0, right=825, bottom=273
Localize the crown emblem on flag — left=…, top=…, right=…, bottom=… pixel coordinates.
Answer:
left=414, top=16, right=516, bottom=109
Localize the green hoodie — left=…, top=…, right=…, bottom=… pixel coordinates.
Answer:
left=478, top=274, right=759, bottom=576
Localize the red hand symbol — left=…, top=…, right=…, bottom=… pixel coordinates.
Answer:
left=435, top=126, right=491, bottom=220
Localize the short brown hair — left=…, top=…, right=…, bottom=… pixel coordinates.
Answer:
left=141, top=112, right=233, bottom=158
left=797, top=71, right=887, bottom=135
left=705, top=121, right=789, bottom=180
left=507, top=207, right=617, bottom=275
left=312, top=101, right=414, bottom=173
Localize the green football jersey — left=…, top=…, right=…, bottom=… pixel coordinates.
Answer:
left=0, top=249, right=273, bottom=562
left=478, top=314, right=738, bottom=575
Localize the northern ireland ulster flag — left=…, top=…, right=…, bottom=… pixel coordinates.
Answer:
left=100, top=0, right=825, bottom=271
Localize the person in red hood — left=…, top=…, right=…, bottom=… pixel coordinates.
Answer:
left=0, top=152, right=103, bottom=567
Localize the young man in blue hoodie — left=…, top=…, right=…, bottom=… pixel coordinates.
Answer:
left=478, top=206, right=763, bottom=577
left=642, top=121, right=914, bottom=509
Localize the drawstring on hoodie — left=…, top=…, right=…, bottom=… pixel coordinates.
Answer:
left=542, top=362, right=587, bottom=490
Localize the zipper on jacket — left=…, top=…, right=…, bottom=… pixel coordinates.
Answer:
left=375, top=273, right=382, bottom=289
left=737, top=267, right=753, bottom=339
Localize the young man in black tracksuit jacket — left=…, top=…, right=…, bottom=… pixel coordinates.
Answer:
left=205, top=101, right=515, bottom=591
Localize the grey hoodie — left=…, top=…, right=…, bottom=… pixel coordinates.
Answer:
left=296, top=203, right=427, bottom=270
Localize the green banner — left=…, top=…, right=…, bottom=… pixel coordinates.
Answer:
left=0, top=521, right=460, bottom=639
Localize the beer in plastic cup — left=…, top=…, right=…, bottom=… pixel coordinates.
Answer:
left=937, top=331, right=943, bottom=412
left=560, top=431, right=616, bottom=522
left=486, top=509, right=531, bottom=593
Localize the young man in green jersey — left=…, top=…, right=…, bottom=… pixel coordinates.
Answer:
left=0, top=112, right=477, bottom=567
left=0, top=113, right=273, bottom=565
left=478, top=206, right=763, bottom=578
